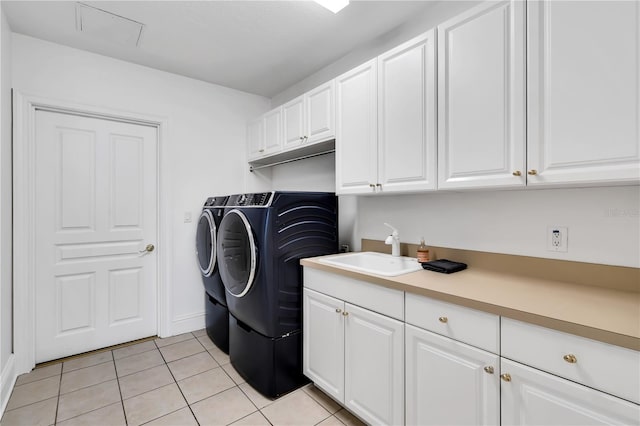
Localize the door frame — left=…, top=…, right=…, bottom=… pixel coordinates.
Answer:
left=12, top=92, right=172, bottom=374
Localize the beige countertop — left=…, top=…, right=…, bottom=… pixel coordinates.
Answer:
left=301, top=253, right=640, bottom=351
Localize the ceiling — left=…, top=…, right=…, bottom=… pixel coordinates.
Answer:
left=2, top=1, right=436, bottom=98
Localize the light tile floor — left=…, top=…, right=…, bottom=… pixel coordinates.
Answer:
left=1, top=330, right=366, bottom=426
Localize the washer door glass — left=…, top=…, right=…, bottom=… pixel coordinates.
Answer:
left=196, top=210, right=216, bottom=277
left=217, top=209, right=256, bottom=297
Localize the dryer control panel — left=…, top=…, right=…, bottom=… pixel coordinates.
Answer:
left=227, top=192, right=274, bottom=207
left=203, top=196, right=228, bottom=207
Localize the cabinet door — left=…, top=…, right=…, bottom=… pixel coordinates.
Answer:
left=406, top=325, right=499, bottom=426
left=306, top=81, right=335, bottom=144
left=438, top=0, right=526, bottom=189
left=378, top=29, right=437, bottom=192
left=263, top=107, right=282, bottom=156
left=344, top=303, right=403, bottom=425
left=527, top=1, right=640, bottom=186
left=283, top=95, right=305, bottom=150
left=303, top=288, right=345, bottom=403
left=501, top=358, right=640, bottom=425
left=247, top=118, right=264, bottom=160
left=335, top=59, right=378, bottom=194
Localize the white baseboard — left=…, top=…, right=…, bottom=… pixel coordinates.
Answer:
left=169, top=312, right=206, bottom=337
left=0, top=354, right=17, bottom=418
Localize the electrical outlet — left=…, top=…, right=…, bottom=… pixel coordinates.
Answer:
left=184, top=211, right=192, bottom=223
left=547, top=226, right=568, bottom=252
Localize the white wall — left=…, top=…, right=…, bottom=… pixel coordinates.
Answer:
left=269, top=0, right=640, bottom=268
left=357, top=187, right=640, bottom=268
left=0, top=2, right=14, bottom=406
left=12, top=34, right=270, bottom=335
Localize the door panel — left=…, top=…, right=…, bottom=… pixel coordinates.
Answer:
left=344, top=303, right=404, bottom=425
left=527, top=1, right=640, bottom=185
left=303, top=288, right=345, bottom=403
left=263, top=107, right=283, bottom=155
left=335, top=59, right=378, bottom=194
left=58, top=129, right=96, bottom=230
left=110, top=135, right=143, bottom=229
left=501, top=358, right=640, bottom=425
left=109, top=267, right=143, bottom=324
left=35, top=110, right=158, bottom=362
left=378, top=30, right=437, bottom=192
left=57, top=273, right=95, bottom=334
left=283, top=96, right=305, bottom=149
left=306, top=81, right=335, bottom=144
left=438, top=0, right=526, bottom=189
left=406, top=325, right=499, bottom=426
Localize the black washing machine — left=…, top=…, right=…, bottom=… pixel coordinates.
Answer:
left=195, top=196, right=229, bottom=353
left=216, top=191, right=338, bottom=398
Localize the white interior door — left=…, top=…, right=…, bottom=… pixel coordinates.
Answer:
left=34, top=110, right=158, bottom=363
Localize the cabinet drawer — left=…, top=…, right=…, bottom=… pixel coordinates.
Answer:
left=502, top=318, right=640, bottom=404
left=405, top=293, right=499, bottom=354
left=303, top=268, right=404, bottom=321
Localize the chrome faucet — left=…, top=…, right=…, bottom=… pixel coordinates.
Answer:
left=384, top=223, right=400, bottom=257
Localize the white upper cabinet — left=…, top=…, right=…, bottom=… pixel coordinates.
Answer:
left=335, top=59, right=378, bottom=194
left=527, top=0, right=640, bottom=186
left=336, top=31, right=437, bottom=195
left=263, top=107, right=283, bottom=156
left=247, top=81, right=334, bottom=165
left=306, top=81, right=335, bottom=144
left=283, top=96, right=305, bottom=149
left=378, top=29, right=437, bottom=192
left=247, top=107, right=282, bottom=161
left=438, top=0, right=526, bottom=189
left=247, top=117, right=264, bottom=160
left=283, top=81, right=335, bottom=151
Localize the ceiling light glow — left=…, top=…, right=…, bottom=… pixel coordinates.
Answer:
left=314, top=0, right=350, bottom=14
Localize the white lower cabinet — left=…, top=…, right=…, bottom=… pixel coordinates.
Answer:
left=344, top=303, right=404, bottom=425
left=303, top=287, right=404, bottom=425
left=303, top=267, right=639, bottom=425
left=406, top=324, right=499, bottom=426
left=500, top=358, right=640, bottom=426
left=500, top=318, right=640, bottom=425
left=303, top=288, right=344, bottom=402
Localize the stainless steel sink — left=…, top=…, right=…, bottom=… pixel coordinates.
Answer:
left=318, top=251, right=422, bottom=277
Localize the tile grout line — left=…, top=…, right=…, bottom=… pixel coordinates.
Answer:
left=53, top=358, right=124, bottom=424
left=53, top=363, right=64, bottom=425
left=153, top=333, right=202, bottom=426
left=235, top=385, right=276, bottom=426
left=111, top=349, right=129, bottom=426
